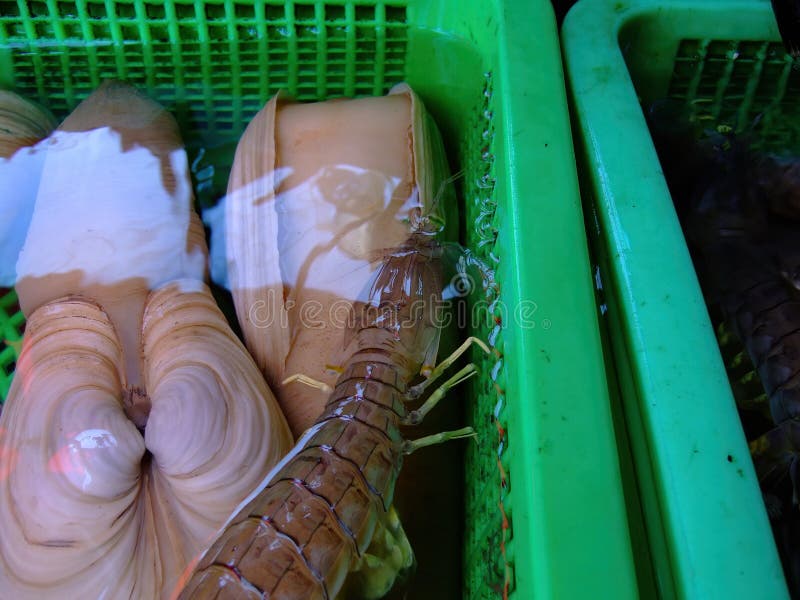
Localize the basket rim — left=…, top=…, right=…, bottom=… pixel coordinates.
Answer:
left=563, top=0, right=789, bottom=598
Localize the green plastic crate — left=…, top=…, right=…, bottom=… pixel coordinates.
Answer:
left=563, top=0, right=792, bottom=598
left=0, top=1, right=639, bottom=598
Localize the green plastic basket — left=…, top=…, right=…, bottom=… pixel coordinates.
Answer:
left=0, top=1, right=639, bottom=598
left=563, top=0, right=792, bottom=598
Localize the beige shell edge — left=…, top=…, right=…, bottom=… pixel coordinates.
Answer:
left=0, top=90, right=56, bottom=159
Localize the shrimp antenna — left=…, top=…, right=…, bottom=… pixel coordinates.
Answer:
left=411, top=169, right=465, bottom=234
left=431, top=168, right=465, bottom=214
left=435, top=168, right=466, bottom=201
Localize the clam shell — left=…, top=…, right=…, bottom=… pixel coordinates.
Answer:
left=0, top=284, right=292, bottom=599
left=226, top=84, right=455, bottom=437
left=0, top=90, right=55, bottom=159
left=1, top=82, right=293, bottom=599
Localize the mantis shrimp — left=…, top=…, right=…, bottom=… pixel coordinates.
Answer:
left=175, top=230, right=488, bottom=599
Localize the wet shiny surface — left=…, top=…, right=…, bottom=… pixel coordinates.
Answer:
left=0, top=83, right=292, bottom=599
left=179, top=238, right=441, bottom=599
left=1, top=79, right=465, bottom=599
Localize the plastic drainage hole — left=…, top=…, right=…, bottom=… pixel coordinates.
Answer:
left=385, top=5, right=406, bottom=22
left=27, top=1, right=49, bottom=17
left=265, top=5, right=285, bottom=21
left=204, top=3, right=226, bottom=20
left=325, top=4, right=345, bottom=20
left=293, top=3, right=316, bottom=21
left=114, top=3, right=135, bottom=19
left=354, top=5, right=374, bottom=21
left=145, top=3, right=165, bottom=20
left=0, top=1, right=19, bottom=17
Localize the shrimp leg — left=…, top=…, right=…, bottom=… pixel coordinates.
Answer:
left=405, top=363, right=478, bottom=425
left=341, top=506, right=414, bottom=600
left=282, top=373, right=333, bottom=394
left=403, top=427, right=477, bottom=454
left=409, top=336, right=490, bottom=399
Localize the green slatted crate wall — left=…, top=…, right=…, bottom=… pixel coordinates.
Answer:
left=0, top=289, right=22, bottom=399
left=1, top=1, right=640, bottom=598
left=564, top=0, right=793, bottom=598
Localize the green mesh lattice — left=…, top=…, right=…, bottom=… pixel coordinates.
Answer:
left=668, top=39, right=800, bottom=153
left=0, top=0, right=407, bottom=145
left=0, top=2, right=518, bottom=597
left=665, top=39, right=800, bottom=410
left=0, top=289, right=23, bottom=400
